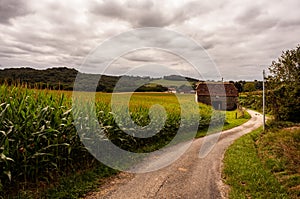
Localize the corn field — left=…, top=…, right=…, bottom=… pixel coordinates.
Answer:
left=0, top=86, right=94, bottom=194
left=0, top=85, right=221, bottom=195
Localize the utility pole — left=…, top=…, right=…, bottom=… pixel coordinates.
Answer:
left=263, top=70, right=266, bottom=131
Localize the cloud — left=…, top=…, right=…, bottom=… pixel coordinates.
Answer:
left=235, top=5, right=278, bottom=35
left=106, top=48, right=201, bottom=78
left=0, top=0, right=300, bottom=80
left=89, top=0, right=213, bottom=27
left=278, top=19, right=300, bottom=28
left=235, top=6, right=263, bottom=24
left=0, top=0, right=31, bottom=24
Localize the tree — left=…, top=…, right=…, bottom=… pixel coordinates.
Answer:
left=267, top=45, right=300, bottom=122
left=243, top=82, right=256, bottom=92
left=254, top=80, right=263, bottom=90
left=233, top=81, right=245, bottom=92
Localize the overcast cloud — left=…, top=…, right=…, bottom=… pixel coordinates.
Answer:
left=0, top=0, right=299, bottom=80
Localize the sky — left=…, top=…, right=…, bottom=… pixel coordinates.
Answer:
left=0, top=0, right=300, bottom=80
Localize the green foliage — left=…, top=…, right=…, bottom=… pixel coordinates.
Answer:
left=0, top=67, right=78, bottom=90
left=224, top=122, right=300, bottom=199
left=196, top=109, right=250, bottom=138
left=0, top=86, right=98, bottom=198
left=239, top=92, right=264, bottom=112
left=42, top=164, right=117, bottom=199
left=243, top=82, right=256, bottom=92
left=0, top=85, right=250, bottom=197
left=92, top=92, right=215, bottom=152
left=0, top=86, right=220, bottom=197
left=232, top=80, right=263, bottom=93
left=223, top=109, right=251, bottom=129
left=258, top=127, right=300, bottom=198
left=223, top=127, right=289, bottom=198
left=0, top=67, right=200, bottom=93
left=267, top=45, right=300, bottom=122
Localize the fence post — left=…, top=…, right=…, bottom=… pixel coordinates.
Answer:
left=263, top=70, right=266, bottom=131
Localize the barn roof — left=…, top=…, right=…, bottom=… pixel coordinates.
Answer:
left=196, top=82, right=238, bottom=97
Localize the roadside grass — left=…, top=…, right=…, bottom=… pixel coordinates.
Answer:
left=223, top=127, right=289, bottom=198
left=223, top=109, right=251, bottom=131
left=14, top=163, right=118, bottom=199
left=223, top=125, right=300, bottom=199
left=43, top=164, right=117, bottom=199
left=257, top=127, right=300, bottom=198
left=196, top=109, right=251, bottom=138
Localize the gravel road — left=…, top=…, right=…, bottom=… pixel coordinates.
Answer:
left=85, top=110, right=263, bottom=199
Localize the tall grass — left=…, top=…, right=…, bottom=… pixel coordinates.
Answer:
left=0, top=85, right=94, bottom=195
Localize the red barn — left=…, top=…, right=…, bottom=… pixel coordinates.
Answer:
left=195, top=82, right=239, bottom=110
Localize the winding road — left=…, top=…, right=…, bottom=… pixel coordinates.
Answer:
left=85, top=110, right=263, bottom=199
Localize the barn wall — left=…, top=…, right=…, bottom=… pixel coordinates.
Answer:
left=196, top=95, right=238, bottom=110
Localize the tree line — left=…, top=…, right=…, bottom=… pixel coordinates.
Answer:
left=231, top=80, right=263, bottom=93
left=0, top=67, right=170, bottom=92
left=0, top=67, right=266, bottom=93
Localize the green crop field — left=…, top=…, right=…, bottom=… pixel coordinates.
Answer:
left=0, top=85, right=249, bottom=197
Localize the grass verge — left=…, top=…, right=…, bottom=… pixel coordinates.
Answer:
left=222, top=109, right=251, bottom=131
left=196, top=109, right=251, bottom=138
left=257, top=126, right=300, bottom=198
left=44, top=165, right=117, bottom=199
left=223, top=127, right=289, bottom=198
left=7, top=164, right=118, bottom=199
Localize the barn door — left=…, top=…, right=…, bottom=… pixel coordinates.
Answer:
left=212, top=101, right=222, bottom=110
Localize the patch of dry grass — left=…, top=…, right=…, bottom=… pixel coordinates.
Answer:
left=258, top=127, right=300, bottom=198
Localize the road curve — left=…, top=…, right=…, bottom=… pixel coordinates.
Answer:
left=86, top=110, right=263, bottom=199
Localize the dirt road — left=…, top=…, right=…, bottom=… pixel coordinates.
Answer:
left=86, top=110, right=263, bottom=199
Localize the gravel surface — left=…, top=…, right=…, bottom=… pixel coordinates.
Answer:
left=85, top=110, right=263, bottom=199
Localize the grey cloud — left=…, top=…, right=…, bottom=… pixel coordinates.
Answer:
left=10, top=43, right=55, bottom=55
left=200, top=40, right=215, bottom=50
left=124, top=56, right=153, bottom=62
left=123, top=49, right=180, bottom=63
left=89, top=0, right=212, bottom=27
left=0, top=47, right=27, bottom=55
left=253, top=18, right=278, bottom=29
left=90, top=0, right=124, bottom=19
left=90, top=0, right=171, bottom=27
left=1, top=24, right=93, bottom=63
left=236, top=6, right=262, bottom=24
left=0, top=53, right=12, bottom=58
left=235, top=6, right=278, bottom=33
left=1, top=0, right=300, bottom=81
left=134, top=12, right=173, bottom=27
left=278, top=19, right=300, bottom=28
left=0, top=0, right=31, bottom=24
